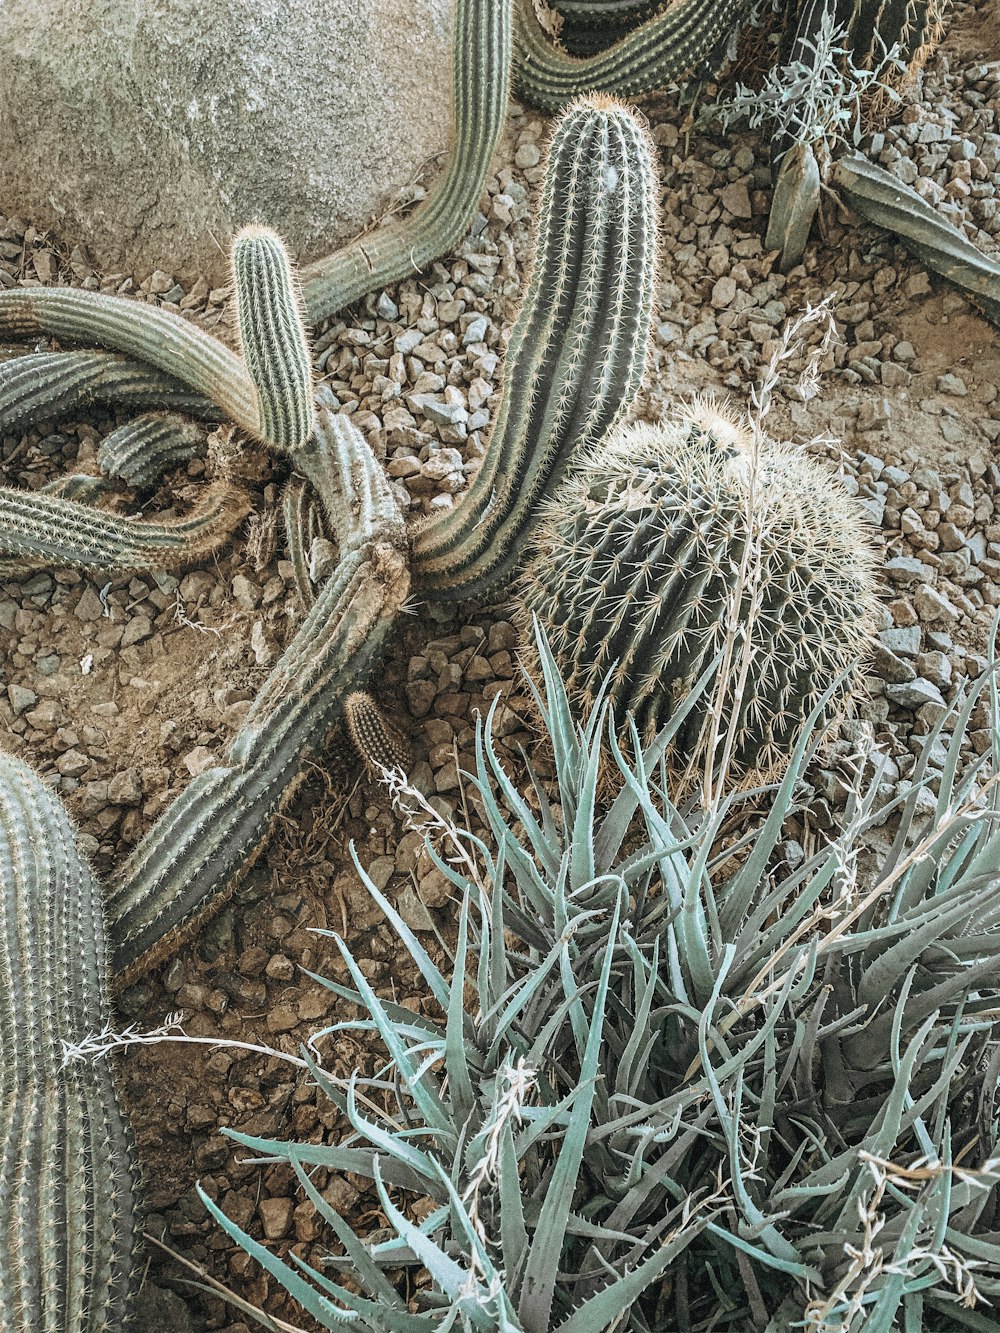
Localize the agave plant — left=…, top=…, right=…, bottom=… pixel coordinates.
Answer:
left=200, top=625, right=1000, bottom=1332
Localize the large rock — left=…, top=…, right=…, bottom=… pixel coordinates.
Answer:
left=0, top=0, right=453, bottom=284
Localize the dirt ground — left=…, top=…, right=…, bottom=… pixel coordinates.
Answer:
left=1, top=1, right=999, bottom=1328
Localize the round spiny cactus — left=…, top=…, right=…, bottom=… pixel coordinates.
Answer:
left=517, top=399, right=880, bottom=778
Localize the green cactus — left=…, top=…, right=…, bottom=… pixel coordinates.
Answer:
left=513, top=0, right=751, bottom=111
left=0, top=226, right=314, bottom=452
left=106, top=409, right=409, bottom=983
left=517, top=400, right=879, bottom=778
left=232, top=226, right=314, bottom=450
left=833, top=154, right=1000, bottom=325
left=0, top=350, right=219, bottom=436
left=0, top=751, right=142, bottom=1331
left=410, top=95, right=658, bottom=602
left=97, top=412, right=204, bottom=488
left=0, top=286, right=260, bottom=434
left=547, top=0, right=665, bottom=55
left=0, top=479, right=249, bottom=577
left=344, top=690, right=412, bottom=775
left=301, top=0, right=512, bottom=324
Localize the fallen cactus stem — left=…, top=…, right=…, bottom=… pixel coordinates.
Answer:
left=833, top=154, right=1000, bottom=326
left=106, top=409, right=409, bottom=983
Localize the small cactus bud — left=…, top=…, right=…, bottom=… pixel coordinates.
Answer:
left=345, top=691, right=413, bottom=776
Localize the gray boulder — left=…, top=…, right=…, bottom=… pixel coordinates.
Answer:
left=0, top=0, right=453, bottom=284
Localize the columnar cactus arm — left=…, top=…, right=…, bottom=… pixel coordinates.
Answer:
left=833, top=155, right=1000, bottom=326
left=233, top=227, right=315, bottom=450
left=0, top=287, right=261, bottom=433
left=512, top=0, right=752, bottom=110
left=106, top=410, right=409, bottom=983
left=281, top=396, right=380, bottom=614
left=0, top=479, right=250, bottom=575
left=0, top=752, right=142, bottom=1331
left=410, top=96, right=658, bottom=602
left=0, top=350, right=220, bottom=436
left=282, top=476, right=321, bottom=611
left=0, top=226, right=315, bottom=452
left=301, top=0, right=512, bottom=323
left=97, top=412, right=204, bottom=488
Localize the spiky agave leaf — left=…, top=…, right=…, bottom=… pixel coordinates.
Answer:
left=202, top=626, right=1000, bottom=1331
left=205, top=758, right=719, bottom=1328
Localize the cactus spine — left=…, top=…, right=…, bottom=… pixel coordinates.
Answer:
left=0, top=753, right=142, bottom=1331
left=0, top=350, right=219, bottom=436
left=0, top=480, right=249, bottom=576
left=833, top=154, right=1000, bottom=326
left=106, top=410, right=409, bottom=982
left=232, top=227, right=314, bottom=450
left=410, top=97, right=658, bottom=602
left=301, top=0, right=512, bottom=324
left=97, top=412, right=204, bottom=488
left=513, top=0, right=751, bottom=110
left=517, top=401, right=879, bottom=777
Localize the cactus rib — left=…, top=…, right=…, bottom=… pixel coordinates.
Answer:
left=106, top=410, right=409, bottom=983
left=833, top=154, right=1000, bottom=325
left=0, top=479, right=249, bottom=575
left=513, top=0, right=751, bottom=110
left=0, top=350, right=219, bottom=436
left=410, top=97, right=658, bottom=602
left=301, top=0, right=512, bottom=323
left=548, top=0, right=664, bottom=56
left=97, top=412, right=204, bottom=488
left=0, top=752, right=142, bottom=1331
left=233, top=227, right=314, bottom=450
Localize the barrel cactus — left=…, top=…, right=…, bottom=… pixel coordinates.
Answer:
left=517, top=398, right=879, bottom=778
